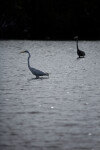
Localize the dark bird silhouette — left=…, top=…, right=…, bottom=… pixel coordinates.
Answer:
left=74, top=36, right=85, bottom=58
left=20, top=50, right=49, bottom=79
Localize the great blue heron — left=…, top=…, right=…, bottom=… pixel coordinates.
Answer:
left=74, top=36, right=85, bottom=58
left=20, top=50, right=49, bottom=79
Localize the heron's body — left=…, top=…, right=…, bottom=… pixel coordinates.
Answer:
left=29, top=67, right=49, bottom=79
left=20, top=50, right=49, bottom=79
left=75, top=36, right=85, bottom=58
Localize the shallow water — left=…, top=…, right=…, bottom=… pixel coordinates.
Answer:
left=0, top=40, right=100, bottom=150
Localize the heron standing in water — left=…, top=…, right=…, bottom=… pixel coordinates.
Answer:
left=74, top=36, right=85, bottom=58
left=20, top=50, right=49, bottom=79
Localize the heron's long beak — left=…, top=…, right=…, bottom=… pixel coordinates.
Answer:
left=20, top=51, right=25, bottom=53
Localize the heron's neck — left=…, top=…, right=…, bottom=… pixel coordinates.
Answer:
left=27, top=53, right=31, bottom=69
left=76, top=39, right=79, bottom=50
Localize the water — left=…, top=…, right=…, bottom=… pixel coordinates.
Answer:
left=0, top=40, right=100, bottom=150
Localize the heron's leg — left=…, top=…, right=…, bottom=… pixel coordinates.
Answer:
left=36, top=76, right=39, bottom=79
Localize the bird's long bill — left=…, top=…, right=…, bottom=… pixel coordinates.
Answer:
left=20, top=51, right=25, bottom=53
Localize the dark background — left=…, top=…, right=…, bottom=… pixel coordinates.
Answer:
left=0, top=0, right=100, bottom=40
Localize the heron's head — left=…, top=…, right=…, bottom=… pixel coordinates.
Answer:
left=74, top=36, right=78, bottom=40
left=20, top=50, right=29, bottom=54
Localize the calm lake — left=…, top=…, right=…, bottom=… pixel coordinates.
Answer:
left=0, top=40, right=100, bottom=150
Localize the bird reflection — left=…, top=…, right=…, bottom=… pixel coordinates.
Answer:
left=27, top=77, right=49, bottom=82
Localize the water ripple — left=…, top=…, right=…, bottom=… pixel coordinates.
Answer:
left=0, top=40, right=100, bottom=150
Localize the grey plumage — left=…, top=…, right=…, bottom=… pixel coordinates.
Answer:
left=20, top=50, right=49, bottom=79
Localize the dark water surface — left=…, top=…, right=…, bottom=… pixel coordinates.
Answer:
left=0, top=40, right=100, bottom=150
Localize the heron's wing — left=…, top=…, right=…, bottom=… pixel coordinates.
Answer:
left=30, top=67, right=46, bottom=76
left=80, top=50, right=85, bottom=56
